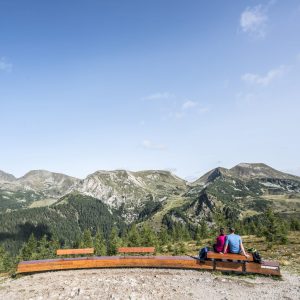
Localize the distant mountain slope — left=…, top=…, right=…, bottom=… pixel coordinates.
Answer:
left=191, top=167, right=229, bottom=187
left=192, top=163, right=300, bottom=186
left=0, top=170, right=81, bottom=213
left=161, top=163, right=300, bottom=229
left=0, top=163, right=299, bottom=228
left=78, top=170, right=187, bottom=222
left=229, top=163, right=300, bottom=181
left=0, top=170, right=16, bottom=182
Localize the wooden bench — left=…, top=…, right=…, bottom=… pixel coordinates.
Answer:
left=118, top=247, right=155, bottom=257
left=16, top=247, right=280, bottom=276
left=56, top=248, right=94, bottom=256
left=207, top=252, right=253, bottom=262
left=16, top=255, right=280, bottom=276
left=206, top=251, right=258, bottom=273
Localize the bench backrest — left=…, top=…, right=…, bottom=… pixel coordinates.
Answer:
left=118, top=247, right=155, bottom=254
left=56, top=248, right=95, bottom=256
left=207, top=251, right=253, bottom=262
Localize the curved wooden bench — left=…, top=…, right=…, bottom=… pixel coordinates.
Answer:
left=16, top=255, right=280, bottom=276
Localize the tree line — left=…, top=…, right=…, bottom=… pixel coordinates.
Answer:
left=1, top=208, right=299, bottom=274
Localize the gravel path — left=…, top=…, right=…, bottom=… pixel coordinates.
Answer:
left=0, top=269, right=299, bottom=300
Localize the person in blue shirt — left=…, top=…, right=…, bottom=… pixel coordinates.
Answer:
left=222, top=227, right=249, bottom=257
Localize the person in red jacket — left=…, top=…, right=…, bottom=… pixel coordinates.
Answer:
left=213, top=227, right=226, bottom=253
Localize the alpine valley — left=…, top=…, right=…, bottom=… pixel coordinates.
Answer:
left=1, top=163, right=300, bottom=254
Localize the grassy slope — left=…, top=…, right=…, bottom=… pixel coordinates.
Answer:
left=140, top=195, right=189, bottom=230
left=164, top=231, right=300, bottom=274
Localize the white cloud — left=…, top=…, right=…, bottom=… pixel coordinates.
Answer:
left=0, top=57, right=13, bottom=72
left=241, top=65, right=288, bottom=86
left=141, top=140, right=167, bottom=151
left=142, top=92, right=174, bottom=101
left=240, top=5, right=268, bottom=38
left=235, top=92, right=257, bottom=105
left=182, top=100, right=198, bottom=110
left=169, top=100, right=209, bottom=119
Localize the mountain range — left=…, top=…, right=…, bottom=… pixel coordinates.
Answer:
left=1, top=163, right=300, bottom=253
left=1, top=163, right=300, bottom=222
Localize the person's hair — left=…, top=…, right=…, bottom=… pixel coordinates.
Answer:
left=220, top=227, right=225, bottom=234
left=229, top=227, right=235, bottom=233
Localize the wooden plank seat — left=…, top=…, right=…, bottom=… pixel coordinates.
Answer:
left=207, top=251, right=253, bottom=262
left=16, top=255, right=280, bottom=276
left=56, top=248, right=94, bottom=256
left=118, top=247, right=155, bottom=256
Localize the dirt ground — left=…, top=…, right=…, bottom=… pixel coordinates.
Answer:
left=0, top=268, right=299, bottom=300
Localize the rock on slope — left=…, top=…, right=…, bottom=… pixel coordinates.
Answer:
left=78, top=170, right=187, bottom=222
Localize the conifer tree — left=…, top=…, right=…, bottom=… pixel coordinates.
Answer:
left=171, top=226, right=178, bottom=242
left=80, top=229, right=93, bottom=248
left=37, top=235, right=50, bottom=259
left=127, top=224, right=141, bottom=247
left=48, top=234, right=61, bottom=258
left=108, top=227, right=121, bottom=255
left=19, top=233, right=38, bottom=261
left=263, top=209, right=288, bottom=244
left=0, top=246, right=11, bottom=272
left=140, top=224, right=157, bottom=247
left=158, top=227, right=169, bottom=245
left=182, top=224, right=191, bottom=241
left=199, top=220, right=209, bottom=238
left=94, top=230, right=107, bottom=256
left=194, top=226, right=201, bottom=246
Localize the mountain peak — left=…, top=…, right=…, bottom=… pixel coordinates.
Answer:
left=0, top=170, right=16, bottom=182
left=21, top=169, right=53, bottom=179
left=191, top=167, right=228, bottom=186
left=20, top=169, right=79, bottom=181
left=230, top=163, right=300, bottom=180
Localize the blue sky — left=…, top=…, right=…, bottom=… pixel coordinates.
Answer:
left=0, top=0, right=300, bottom=180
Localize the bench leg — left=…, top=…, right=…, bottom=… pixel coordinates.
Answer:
left=242, top=261, right=246, bottom=274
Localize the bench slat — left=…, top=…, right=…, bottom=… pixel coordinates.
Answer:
left=207, top=251, right=253, bottom=262
left=56, top=248, right=94, bottom=255
left=118, top=247, right=155, bottom=253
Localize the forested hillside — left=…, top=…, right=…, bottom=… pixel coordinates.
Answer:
left=0, top=193, right=125, bottom=255
left=1, top=163, right=300, bottom=259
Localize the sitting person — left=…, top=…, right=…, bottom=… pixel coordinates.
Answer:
left=213, top=227, right=226, bottom=253
left=222, top=227, right=249, bottom=257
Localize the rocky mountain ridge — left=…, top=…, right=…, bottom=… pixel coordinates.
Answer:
left=1, top=163, right=300, bottom=223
